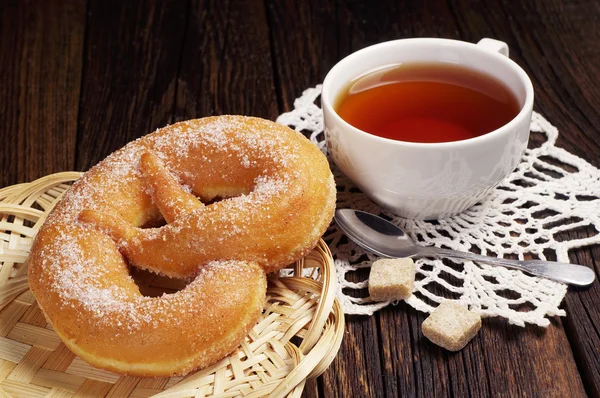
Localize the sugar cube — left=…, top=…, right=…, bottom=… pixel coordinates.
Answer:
left=368, top=258, right=415, bottom=301
left=422, top=300, right=482, bottom=351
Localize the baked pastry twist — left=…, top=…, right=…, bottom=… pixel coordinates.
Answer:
left=28, top=116, right=336, bottom=376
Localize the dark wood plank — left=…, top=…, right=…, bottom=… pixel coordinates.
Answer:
left=564, top=229, right=600, bottom=398
left=75, top=0, right=188, bottom=171
left=173, top=0, right=278, bottom=121
left=477, top=319, right=584, bottom=397
left=301, top=379, right=320, bottom=398
left=267, top=1, right=595, bottom=397
left=0, top=0, right=85, bottom=186
left=265, top=0, right=339, bottom=112
left=320, top=315, right=384, bottom=397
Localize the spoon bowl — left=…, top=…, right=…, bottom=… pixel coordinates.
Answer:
left=334, top=208, right=418, bottom=258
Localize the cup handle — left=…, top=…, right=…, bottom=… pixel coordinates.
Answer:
left=477, top=38, right=509, bottom=57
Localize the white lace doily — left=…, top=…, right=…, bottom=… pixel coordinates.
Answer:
left=277, top=85, right=600, bottom=327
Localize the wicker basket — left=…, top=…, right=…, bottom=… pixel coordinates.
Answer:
left=0, top=173, right=344, bottom=398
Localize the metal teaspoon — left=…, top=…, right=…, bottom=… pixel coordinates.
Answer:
left=334, top=209, right=596, bottom=286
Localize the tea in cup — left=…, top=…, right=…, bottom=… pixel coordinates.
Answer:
left=322, top=38, right=534, bottom=219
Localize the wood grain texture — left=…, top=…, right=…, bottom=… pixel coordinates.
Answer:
left=0, top=0, right=84, bottom=186
left=75, top=0, right=187, bottom=170
left=564, top=228, right=600, bottom=398
left=0, top=0, right=598, bottom=397
left=174, top=0, right=278, bottom=121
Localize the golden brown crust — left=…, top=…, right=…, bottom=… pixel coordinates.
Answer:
left=27, top=116, right=336, bottom=377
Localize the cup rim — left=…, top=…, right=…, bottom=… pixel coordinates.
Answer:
left=321, top=37, right=535, bottom=149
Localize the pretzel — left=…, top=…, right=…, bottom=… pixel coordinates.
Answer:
left=28, top=116, right=336, bottom=376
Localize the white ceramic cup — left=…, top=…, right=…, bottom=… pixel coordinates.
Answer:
left=322, top=38, right=534, bottom=220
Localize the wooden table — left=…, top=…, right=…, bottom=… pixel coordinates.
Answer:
left=1, top=1, right=599, bottom=396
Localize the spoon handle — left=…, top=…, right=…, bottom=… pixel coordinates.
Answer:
left=416, top=246, right=595, bottom=286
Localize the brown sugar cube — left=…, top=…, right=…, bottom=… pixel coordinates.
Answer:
left=422, top=301, right=482, bottom=351
left=368, top=258, right=415, bottom=301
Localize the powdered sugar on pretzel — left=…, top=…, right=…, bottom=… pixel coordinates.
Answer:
left=28, top=116, right=336, bottom=377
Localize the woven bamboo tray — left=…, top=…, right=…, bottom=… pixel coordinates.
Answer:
left=0, top=172, right=344, bottom=398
